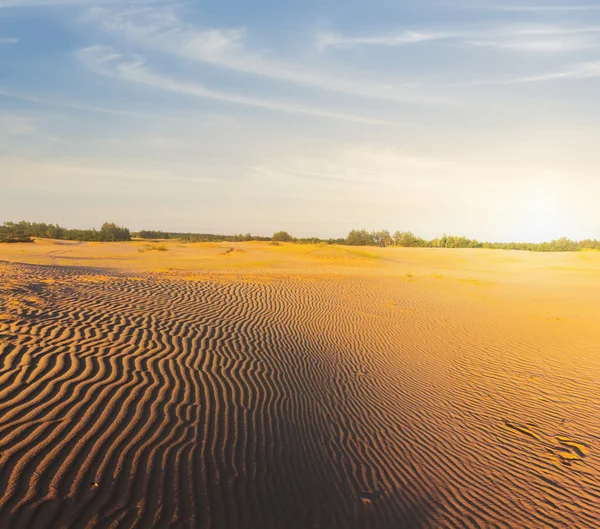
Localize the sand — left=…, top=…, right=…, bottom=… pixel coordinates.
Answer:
left=1, top=240, right=599, bottom=528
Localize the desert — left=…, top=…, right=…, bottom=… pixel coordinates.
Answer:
left=1, top=240, right=599, bottom=528
left=4, top=0, right=600, bottom=526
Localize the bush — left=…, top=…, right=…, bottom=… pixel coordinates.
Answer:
left=0, top=221, right=131, bottom=242
left=99, top=222, right=131, bottom=242
left=138, top=230, right=170, bottom=239
left=346, top=229, right=374, bottom=246
left=0, top=222, right=33, bottom=243
left=272, top=231, right=293, bottom=242
left=140, top=244, right=168, bottom=252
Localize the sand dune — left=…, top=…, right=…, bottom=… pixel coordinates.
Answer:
left=1, top=243, right=600, bottom=528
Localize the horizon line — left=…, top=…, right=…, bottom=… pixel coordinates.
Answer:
left=1, top=219, right=598, bottom=247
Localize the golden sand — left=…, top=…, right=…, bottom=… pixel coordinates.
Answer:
left=1, top=240, right=599, bottom=528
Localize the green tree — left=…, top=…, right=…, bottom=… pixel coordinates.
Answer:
left=346, top=229, right=374, bottom=246
left=99, top=222, right=131, bottom=242
left=393, top=231, right=423, bottom=247
left=272, top=231, right=293, bottom=242
left=0, top=222, right=33, bottom=243
left=373, top=229, right=392, bottom=247
left=138, top=230, right=169, bottom=239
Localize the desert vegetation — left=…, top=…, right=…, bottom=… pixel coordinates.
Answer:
left=0, top=221, right=131, bottom=242
left=138, top=244, right=168, bottom=253
left=158, top=232, right=271, bottom=243
left=345, top=229, right=600, bottom=251
left=0, top=222, right=33, bottom=243
left=2, top=220, right=600, bottom=252
left=271, top=230, right=293, bottom=242
left=137, top=230, right=171, bottom=239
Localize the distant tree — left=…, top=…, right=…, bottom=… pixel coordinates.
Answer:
left=346, top=229, right=374, bottom=246
left=99, top=222, right=131, bottom=242
left=373, top=229, right=393, bottom=247
left=580, top=239, right=600, bottom=250
left=138, top=230, right=170, bottom=240
left=393, top=231, right=424, bottom=247
left=45, top=224, right=64, bottom=239
left=272, top=231, right=293, bottom=242
left=0, top=222, right=33, bottom=243
left=549, top=237, right=578, bottom=252
left=3, top=219, right=598, bottom=252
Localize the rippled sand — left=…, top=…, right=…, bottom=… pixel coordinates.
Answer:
left=1, top=240, right=599, bottom=528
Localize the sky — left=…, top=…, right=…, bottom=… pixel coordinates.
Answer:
left=1, top=0, right=600, bottom=242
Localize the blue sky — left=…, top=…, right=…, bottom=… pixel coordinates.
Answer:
left=2, top=0, right=600, bottom=241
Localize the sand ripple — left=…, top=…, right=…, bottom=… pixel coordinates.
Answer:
left=0, top=261, right=599, bottom=528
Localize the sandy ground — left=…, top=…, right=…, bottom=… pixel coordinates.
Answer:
left=1, top=239, right=599, bottom=528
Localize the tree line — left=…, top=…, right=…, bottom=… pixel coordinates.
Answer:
left=178, top=233, right=272, bottom=243
left=344, top=229, right=600, bottom=252
left=0, top=221, right=131, bottom=243
left=150, top=232, right=272, bottom=243
left=346, top=229, right=478, bottom=248
left=2, top=221, right=599, bottom=252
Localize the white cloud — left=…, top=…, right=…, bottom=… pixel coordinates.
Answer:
left=516, top=61, right=600, bottom=83
left=81, top=5, right=446, bottom=104
left=0, top=37, right=19, bottom=43
left=317, top=24, right=600, bottom=53
left=0, top=0, right=155, bottom=7
left=253, top=145, right=503, bottom=193
left=77, top=45, right=401, bottom=125
left=0, top=113, right=63, bottom=144
left=0, top=114, right=38, bottom=135
left=457, top=4, right=600, bottom=12
left=1, top=155, right=218, bottom=195
left=455, top=61, right=600, bottom=85
left=465, top=35, right=597, bottom=52
left=472, top=24, right=600, bottom=52
left=316, top=30, right=448, bottom=50
left=0, top=86, right=204, bottom=123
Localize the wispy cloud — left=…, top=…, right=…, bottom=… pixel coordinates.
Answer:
left=0, top=37, right=19, bottom=44
left=466, top=35, right=598, bottom=52
left=81, top=5, right=444, bottom=104
left=252, top=145, right=513, bottom=193
left=454, top=61, right=600, bottom=86
left=0, top=113, right=65, bottom=144
left=77, top=46, right=401, bottom=125
left=317, top=24, right=600, bottom=53
left=512, top=61, right=600, bottom=83
left=316, top=30, right=448, bottom=50
left=457, top=4, right=600, bottom=12
left=0, top=86, right=212, bottom=124
left=1, top=155, right=217, bottom=195
left=0, top=0, right=156, bottom=7
left=0, top=113, right=38, bottom=135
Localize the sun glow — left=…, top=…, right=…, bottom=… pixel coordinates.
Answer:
left=520, top=191, right=566, bottom=242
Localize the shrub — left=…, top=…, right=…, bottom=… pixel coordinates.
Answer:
left=272, top=231, right=293, bottom=242
left=0, top=222, right=33, bottom=243
left=142, top=244, right=168, bottom=252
